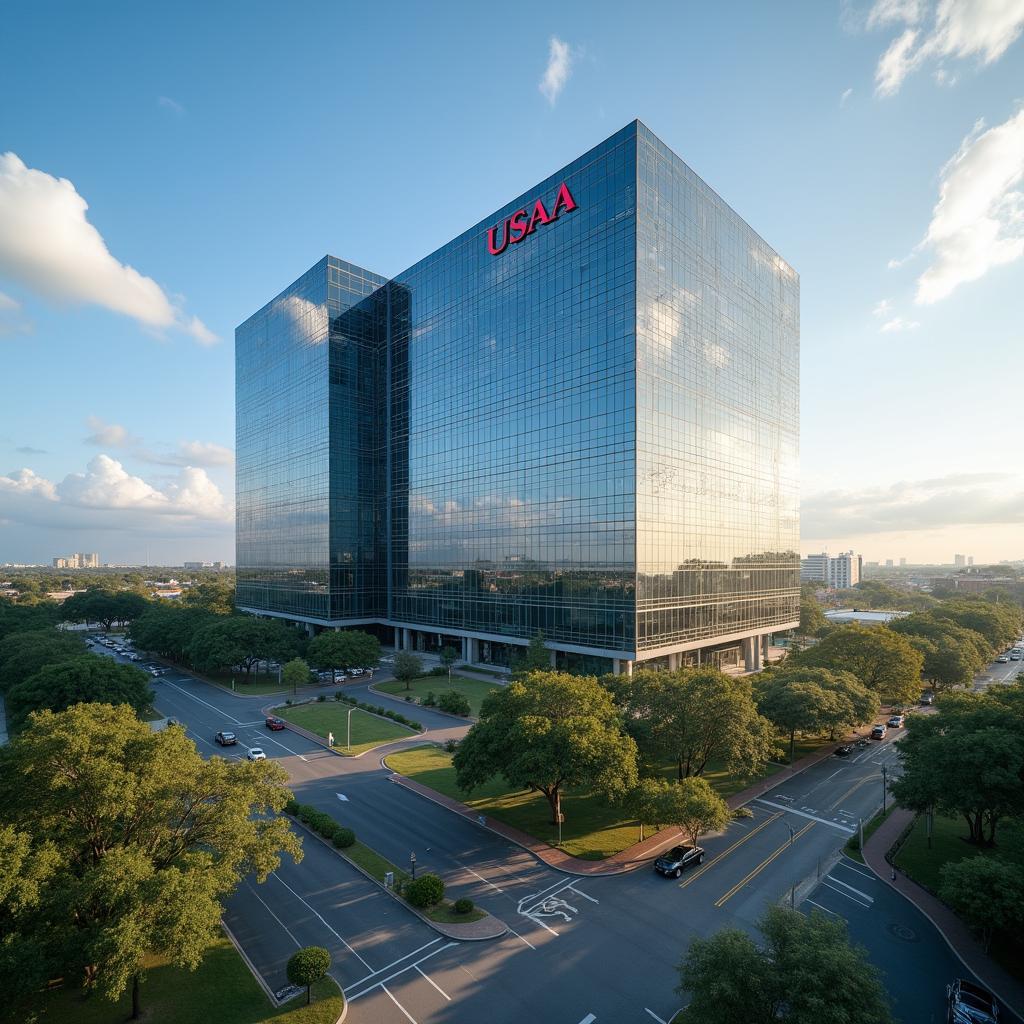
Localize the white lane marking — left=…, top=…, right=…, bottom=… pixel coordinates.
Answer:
left=161, top=679, right=243, bottom=724
left=462, top=865, right=503, bottom=893
left=252, top=731, right=309, bottom=761
left=578, top=1015, right=597, bottom=1024
left=645, top=1009, right=668, bottom=1024
left=382, top=984, right=418, bottom=1023
left=567, top=884, right=599, bottom=904
left=416, top=965, right=451, bottom=1001
left=347, top=939, right=442, bottom=989
left=270, top=873, right=373, bottom=969
left=821, top=880, right=872, bottom=908
left=836, top=861, right=876, bottom=882
left=755, top=799, right=855, bottom=834
left=804, top=898, right=841, bottom=917
left=506, top=925, right=536, bottom=950
left=519, top=876, right=569, bottom=904
left=347, top=943, right=458, bottom=1000
left=337, top=793, right=349, bottom=802
left=825, top=875, right=874, bottom=903
left=242, top=879, right=301, bottom=947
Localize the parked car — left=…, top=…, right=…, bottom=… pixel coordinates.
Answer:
left=265, top=716, right=285, bottom=731
left=920, top=692, right=934, bottom=706
left=347, top=668, right=364, bottom=677
left=247, top=748, right=267, bottom=762
left=887, top=714, right=905, bottom=728
left=654, top=844, right=705, bottom=878
left=871, top=724, right=887, bottom=739
left=946, top=978, right=999, bottom=1023
left=215, top=731, right=237, bottom=746
left=997, top=655, right=1010, bottom=663
left=380, top=655, right=395, bottom=664
left=834, top=744, right=852, bottom=757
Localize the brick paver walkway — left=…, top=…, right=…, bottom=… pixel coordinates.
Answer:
left=386, top=730, right=864, bottom=877
left=862, top=806, right=1024, bottom=1017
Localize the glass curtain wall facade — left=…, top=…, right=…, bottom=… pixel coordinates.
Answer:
left=236, top=121, right=799, bottom=666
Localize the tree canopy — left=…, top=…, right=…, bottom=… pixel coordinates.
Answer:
left=890, top=685, right=1024, bottom=845
left=938, top=856, right=1024, bottom=951
left=453, top=671, right=638, bottom=824
left=180, top=578, right=235, bottom=615
left=512, top=631, right=551, bottom=678
left=0, top=703, right=302, bottom=1017
left=287, top=946, right=331, bottom=1005
left=790, top=624, right=924, bottom=705
left=61, top=588, right=149, bottom=630
left=393, top=651, right=423, bottom=688
left=657, top=776, right=731, bottom=848
left=0, top=628, right=87, bottom=692
left=606, top=668, right=777, bottom=780
left=129, top=603, right=219, bottom=662
left=187, top=616, right=300, bottom=678
left=675, top=904, right=893, bottom=1024
left=306, top=629, right=380, bottom=672
left=6, top=655, right=153, bottom=731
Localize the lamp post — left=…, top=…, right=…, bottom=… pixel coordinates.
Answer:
left=347, top=705, right=355, bottom=751
left=410, top=852, right=417, bottom=881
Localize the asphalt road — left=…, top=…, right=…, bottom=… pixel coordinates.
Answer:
left=85, top=637, right=1018, bottom=1024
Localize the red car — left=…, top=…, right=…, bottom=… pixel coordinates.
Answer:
left=265, top=716, right=285, bottom=731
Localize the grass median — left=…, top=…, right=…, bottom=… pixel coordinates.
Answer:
left=30, top=935, right=343, bottom=1024
left=372, top=674, right=500, bottom=718
left=278, top=703, right=418, bottom=754
left=386, top=744, right=780, bottom=860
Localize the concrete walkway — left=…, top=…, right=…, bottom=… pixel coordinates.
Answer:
left=862, top=806, right=1024, bottom=1017
left=387, top=728, right=864, bottom=877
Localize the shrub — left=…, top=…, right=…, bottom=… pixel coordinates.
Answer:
left=284, top=798, right=299, bottom=816
left=285, top=698, right=293, bottom=705
left=454, top=897, right=474, bottom=915
left=423, top=691, right=437, bottom=707
left=332, top=826, right=356, bottom=848
left=437, top=690, right=471, bottom=716
left=405, top=695, right=413, bottom=702
left=317, top=694, right=326, bottom=702
left=334, top=692, right=344, bottom=701
left=405, top=873, right=445, bottom=908
left=443, top=738, right=458, bottom=753
left=376, top=705, right=386, bottom=715
left=428, top=665, right=447, bottom=677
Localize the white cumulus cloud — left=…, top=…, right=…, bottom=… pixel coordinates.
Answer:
left=539, top=37, right=573, bottom=106
left=871, top=0, right=1024, bottom=96
left=914, top=109, right=1024, bottom=304
left=0, top=152, right=217, bottom=344
left=138, top=440, right=235, bottom=467
left=84, top=415, right=138, bottom=448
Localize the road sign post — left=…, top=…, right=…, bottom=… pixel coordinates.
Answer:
left=327, top=731, right=334, bottom=747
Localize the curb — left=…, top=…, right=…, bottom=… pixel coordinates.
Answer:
left=286, top=812, right=509, bottom=942
left=221, top=919, right=284, bottom=1006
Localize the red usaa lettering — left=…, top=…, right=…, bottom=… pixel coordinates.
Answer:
left=486, top=182, right=578, bottom=256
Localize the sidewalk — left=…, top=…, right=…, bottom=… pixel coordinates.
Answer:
left=387, top=729, right=861, bottom=877
left=862, top=807, right=1024, bottom=1017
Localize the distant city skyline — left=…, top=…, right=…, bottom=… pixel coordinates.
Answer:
left=2, top=3, right=1023, bottom=565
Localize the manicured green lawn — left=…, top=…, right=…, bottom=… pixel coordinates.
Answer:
left=373, top=674, right=500, bottom=718
left=202, top=668, right=288, bottom=695
left=29, top=936, right=343, bottom=1024
left=278, top=703, right=417, bottom=754
left=893, top=813, right=1006, bottom=893
left=386, top=745, right=779, bottom=860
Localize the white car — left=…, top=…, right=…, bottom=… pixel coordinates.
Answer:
left=997, top=655, right=1010, bottom=663
left=348, top=668, right=364, bottom=677
left=247, top=748, right=267, bottom=762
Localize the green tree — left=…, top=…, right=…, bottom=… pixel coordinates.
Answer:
left=454, top=671, right=638, bottom=825
left=676, top=905, right=893, bottom=1024
left=623, top=777, right=672, bottom=842
left=307, top=630, right=381, bottom=673
left=286, top=946, right=331, bottom=1005
left=61, top=589, right=149, bottom=631
left=0, top=703, right=302, bottom=1018
left=657, top=776, right=731, bottom=848
left=439, top=645, right=459, bottom=681
left=0, top=602, right=61, bottom=642
left=799, top=594, right=828, bottom=637
left=931, top=599, right=1020, bottom=652
left=890, top=687, right=1024, bottom=845
left=512, top=631, right=551, bottom=678
left=939, top=857, right=1024, bottom=951
left=283, top=657, right=312, bottom=694
left=180, top=578, right=235, bottom=615
left=393, top=651, right=423, bottom=690
left=608, top=668, right=777, bottom=780
left=0, top=628, right=86, bottom=692
left=187, top=616, right=299, bottom=679
left=6, top=655, right=153, bottom=731
left=130, top=604, right=218, bottom=662
left=791, top=624, right=924, bottom=705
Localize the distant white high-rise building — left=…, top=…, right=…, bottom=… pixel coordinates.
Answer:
left=800, top=551, right=861, bottom=589
left=955, top=554, right=966, bottom=568
left=899, top=557, right=907, bottom=567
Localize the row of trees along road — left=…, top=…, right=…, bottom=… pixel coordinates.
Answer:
left=0, top=703, right=301, bottom=1021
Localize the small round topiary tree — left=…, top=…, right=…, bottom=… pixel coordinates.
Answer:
left=454, top=897, right=474, bottom=915
left=404, top=873, right=445, bottom=908
left=332, top=826, right=355, bottom=848
left=287, top=946, right=331, bottom=1005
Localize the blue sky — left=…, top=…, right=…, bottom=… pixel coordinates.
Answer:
left=1, top=0, right=1023, bottom=565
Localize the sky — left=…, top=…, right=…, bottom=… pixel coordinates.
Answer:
left=1, top=0, right=1023, bottom=566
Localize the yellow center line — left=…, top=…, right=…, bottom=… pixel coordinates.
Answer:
left=828, top=773, right=880, bottom=811
left=678, top=811, right=783, bottom=889
left=714, top=820, right=816, bottom=908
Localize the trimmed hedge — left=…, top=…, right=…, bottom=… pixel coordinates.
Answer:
left=404, top=873, right=445, bottom=908
left=454, top=897, right=474, bottom=915
left=289, top=802, right=355, bottom=848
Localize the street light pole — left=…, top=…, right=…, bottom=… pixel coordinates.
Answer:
left=347, top=705, right=355, bottom=750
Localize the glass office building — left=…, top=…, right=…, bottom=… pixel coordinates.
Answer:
left=236, top=121, right=799, bottom=673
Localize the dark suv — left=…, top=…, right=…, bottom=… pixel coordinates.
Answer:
left=947, top=978, right=999, bottom=1022
left=654, top=844, right=704, bottom=878
left=215, top=731, right=237, bottom=746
